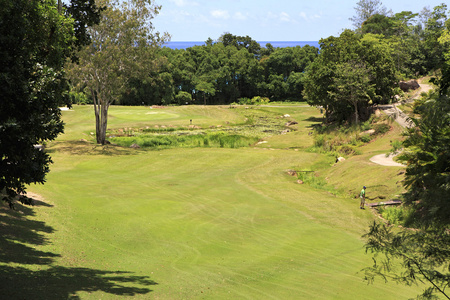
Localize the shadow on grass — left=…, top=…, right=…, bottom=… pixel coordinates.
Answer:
left=304, top=116, right=324, bottom=126
left=46, top=141, right=142, bottom=156
left=0, top=201, right=157, bottom=299
left=0, top=265, right=156, bottom=299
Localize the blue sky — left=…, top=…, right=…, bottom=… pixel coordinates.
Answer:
left=152, top=0, right=446, bottom=41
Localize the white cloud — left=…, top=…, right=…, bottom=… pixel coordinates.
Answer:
left=170, top=0, right=199, bottom=7
left=299, top=11, right=322, bottom=22
left=211, top=10, right=230, bottom=20
left=280, top=12, right=290, bottom=22
left=233, top=12, right=247, bottom=21
left=265, top=11, right=296, bottom=23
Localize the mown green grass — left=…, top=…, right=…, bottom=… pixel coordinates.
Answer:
left=1, top=105, right=424, bottom=299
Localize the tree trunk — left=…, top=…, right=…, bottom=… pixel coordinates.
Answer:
left=99, top=103, right=109, bottom=144
left=354, top=101, right=359, bottom=124
left=92, top=89, right=109, bottom=145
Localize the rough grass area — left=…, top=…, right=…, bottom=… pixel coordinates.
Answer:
left=110, top=131, right=259, bottom=149
left=311, top=116, right=392, bottom=157
left=107, top=106, right=289, bottom=149
left=377, top=205, right=414, bottom=226
left=0, top=105, right=424, bottom=299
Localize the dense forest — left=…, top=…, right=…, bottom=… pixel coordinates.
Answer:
left=67, top=3, right=448, bottom=114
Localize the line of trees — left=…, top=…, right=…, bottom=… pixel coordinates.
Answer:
left=67, top=3, right=449, bottom=127
left=118, top=35, right=319, bottom=106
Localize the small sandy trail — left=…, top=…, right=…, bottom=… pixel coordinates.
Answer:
left=370, top=153, right=404, bottom=167
left=370, top=82, right=433, bottom=167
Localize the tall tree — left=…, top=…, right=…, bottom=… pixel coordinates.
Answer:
left=67, top=0, right=169, bottom=145
left=422, top=4, right=448, bottom=71
left=303, top=30, right=396, bottom=123
left=219, top=33, right=261, bottom=56
left=329, top=60, right=374, bottom=124
left=350, top=0, right=391, bottom=30
left=0, top=0, right=75, bottom=207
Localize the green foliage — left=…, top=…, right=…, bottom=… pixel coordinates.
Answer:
left=238, top=96, right=270, bottom=106
left=372, top=123, right=390, bottom=135
left=69, top=90, right=91, bottom=105
left=109, top=132, right=259, bottom=149
left=311, top=118, right=388, bottom=155
left=350, top=0, right=390, bottom=29
left=363, top=19, right=450, bottom=299
left=0, top=0, right=75, bottom=207
left=238, top=97, right=251, bottom=105
left=66, top=0, right=170, bottom=144
left=250, top=96, right=270, bottom=105
left=359, top=134, right=372, bottom=143
left=175, top=91, right=192, bottom=105
left=377, top=206, right=413, bottom=225
left=297, top=171, right=328, bottom=189
left=120, top=34, right=318, bottom=105
left=363, top=223, right=450, bottom=299
left=399, top=96, right=450, bottom=227
left=390, top=139, right=403, bottom=154
left=303, top=30, right=396, bottom=124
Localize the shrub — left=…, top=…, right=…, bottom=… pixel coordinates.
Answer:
left=373, top=123, right=390, bottom=135
left=360, top=134, right=372, bottom=143
left=69, top=90, right=90, bottom=105
left=250, top=96, right=270, bottom=105
left=390, top=140, right=403, bottom=154
left=175, top=91, right=192, bottom=105
left=378, top=206, right=414, bottom=226
left=238, top=97, right=251, bottom=105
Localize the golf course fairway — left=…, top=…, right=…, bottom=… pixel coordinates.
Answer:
left=1, top=105, right=423, bottom=299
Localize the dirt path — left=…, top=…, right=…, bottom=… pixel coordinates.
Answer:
left=370, top=153, right=404, bottom=167
left=370, top=82, right=433, bottom=167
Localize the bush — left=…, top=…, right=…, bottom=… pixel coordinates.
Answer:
left=360, top=134, right=371, bottom=143
left=390, top=140, right=403, bottom=154
left=175, top=91, right=192, bottom=105
left=250, top=96, right=270, bottom=105
left=238, top=96, right=270, bottom=105
left=373, top=123, right=390, bottom=135
left=297, top=171, right=327, bottom=189
left=238, top=97, right=251, bottom=105
left=69, top=90, right=90, bottom=105
left=378, top=206, right=414, bottom=226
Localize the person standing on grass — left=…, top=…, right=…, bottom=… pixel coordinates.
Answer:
left=360, top=186, right=366, bottom=209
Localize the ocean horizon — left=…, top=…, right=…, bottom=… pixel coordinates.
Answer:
left=163, top=41, right=320, bottom=50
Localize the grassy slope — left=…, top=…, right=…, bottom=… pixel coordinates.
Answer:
left=320, top=121, right=406, bottom=200
left=1, top=105, right=423, bottom=299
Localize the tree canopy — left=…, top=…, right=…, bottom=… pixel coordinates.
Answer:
left=363, top=8, right=450, bottom=298
left=0, top=0, right=77, bottom=207
left=302, top=30, right=396, bottom=124
left=117, top=37, right=319, bottom=106
left=66, top=0, right=169, bottom=144
left=350, top=0, right=391, bottom=30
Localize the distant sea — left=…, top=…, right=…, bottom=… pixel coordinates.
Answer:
left=163, top=41, right=320, bottom=50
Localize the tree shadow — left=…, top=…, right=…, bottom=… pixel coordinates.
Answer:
left=0, top=202, right=157, bottom=298
left=46, top=141, right=142, bottom=156
left=0, top=265, right=157, bottom=299
left=0, top=203, right=58, bottom=265
left=304, top=116, right=324, bottom=129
